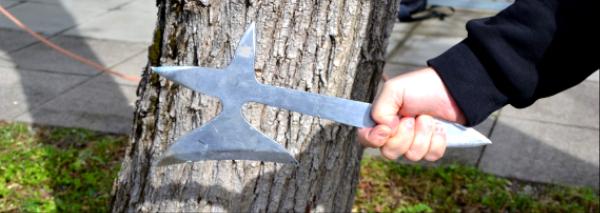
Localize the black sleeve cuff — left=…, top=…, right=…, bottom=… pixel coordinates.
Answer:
left=427, top=41, right=508, bottom=126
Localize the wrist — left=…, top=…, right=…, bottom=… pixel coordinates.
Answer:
left=424, top=67, right=467, bottom=124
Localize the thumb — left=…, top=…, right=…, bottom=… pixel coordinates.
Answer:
left=371, top=80, right=403, bottom=128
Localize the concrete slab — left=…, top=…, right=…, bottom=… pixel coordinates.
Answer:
left=0, top=0, right=21, bottom=8
left=0, top=66, right=88, bottom=120
left=385, top=31, right=411, bottom=58
left=0, top=2, right=102, bottom=35
left=480, top=116, right=599, bottom=189
left=586, top=70, right=599, bottom=83
left=121, top=0, right=157, bottom=14
left=0, top=29, right=37, bottom=52
left=383, top=63, right=420, bottom=78
left=10, top=35, right=147, bottom=75
left=64, top=2, right=157, bottom=43
left=386, top=23, right=418, bottom=57
left=387, top=35, right=462, bottom=66
left=15, top=75, right=137, bottom=133
left=502, top=81, right=599, bottom=129
left=0, top=54, right=16, bottom=68
left=99, top=50, right=148, bottom=86
left=27, top=0, right=132, bottom=11
left=0, top=29, right=36, bottom=68
left=413, top=10, right=496, bottom=37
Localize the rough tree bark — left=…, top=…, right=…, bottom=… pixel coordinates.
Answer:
left=111, top=0, right=398, bottom=212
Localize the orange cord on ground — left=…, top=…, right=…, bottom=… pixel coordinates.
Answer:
left=0, top=5, right=141, bottom=82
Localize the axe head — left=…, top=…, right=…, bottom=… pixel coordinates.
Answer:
left=155, top=106, right=298, bottom=166
left=153, top=23, right=297, bottom=166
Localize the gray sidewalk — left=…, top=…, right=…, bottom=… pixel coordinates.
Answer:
left=0, top=0, right=153, bottom=133
left=1, top=0, right=598, bottom=189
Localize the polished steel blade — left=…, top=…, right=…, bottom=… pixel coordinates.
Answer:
left=153, top=22, right=491, bottom=166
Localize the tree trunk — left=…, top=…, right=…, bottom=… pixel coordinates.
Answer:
left=111, top=0, right=397, bottom=212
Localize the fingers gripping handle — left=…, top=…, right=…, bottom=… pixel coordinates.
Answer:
left=253, top=84, right=491, bottom=147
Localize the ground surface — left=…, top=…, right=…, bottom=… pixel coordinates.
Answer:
left=0, top=122, right=597, bottom=212
left=0, top=0, right=598, bottom=189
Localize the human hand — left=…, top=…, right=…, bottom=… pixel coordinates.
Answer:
left=357, top=67, right=466, bottom=161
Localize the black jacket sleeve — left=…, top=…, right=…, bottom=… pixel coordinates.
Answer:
left=427, top=0, right=599, bottom=126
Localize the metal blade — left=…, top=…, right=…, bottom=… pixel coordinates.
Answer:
left=156, top=103, right=297, bottom=166
left=439, top=119, right=492, bottom=147
left=152, top=22, right=492, bottom=166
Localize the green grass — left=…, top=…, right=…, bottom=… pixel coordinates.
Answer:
left=0, top=122, right=126, bottom=212
left=354, top=157, right=599, bottom=212
left=1, top=122, right=598, bottom=212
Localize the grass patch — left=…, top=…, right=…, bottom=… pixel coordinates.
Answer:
left=0, top=122, right=126, bottom=212
left=1, top=122, right=597, bottom=212
left=354, top=157, right=599, bottom=212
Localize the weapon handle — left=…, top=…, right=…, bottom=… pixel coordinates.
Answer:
left=252, top=85, right=491, bottom=147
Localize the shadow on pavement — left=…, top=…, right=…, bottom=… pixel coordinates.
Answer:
left=0, top=1, right=137, bottom=133
left=0, top=0, right=137, bottom=209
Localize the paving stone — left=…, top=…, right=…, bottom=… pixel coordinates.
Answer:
left=27, top=0, right=132, bottom=11
left=479, top=116, right=599, bottom=189
left=413, top=9, right=496, bottom=37
left=0, top=66, right=88, bottom=120
left=386, top=23, right=417, bottom=56
left=387, top=35, right=462, bottom=66
left=0, top=29, right=36, bottom=68
left=0, top=29, right=37, bottom=52
left=0, top=0, right=21, bottom=8
left=0, top=55, right=16, bottom=68
left=0, top=2, right=102, bottom=34
left=586, top=70, right=599, bottom=83
left=121, top=0, right=157, bottom=13
left=385, top=31, right=411, bottom=58
left=502, top=81, right=599, bottom=129
left=64, top=2, right=157, bottom=43
left=392, top=22, right=416, bottom=34
left=99, top=50, right=148, bottom=86
left=10, top=35, right=147, bottom=75
left=15, top=76, right=137, bottom=133
left=383, top=63, right=420, bottom=78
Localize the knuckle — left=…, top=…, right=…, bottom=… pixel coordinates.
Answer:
left=371, top=113, right=388, bottom=124
left=368, top=136, right=387, bottom=148
left=372, top=139, right=386, bottom=148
